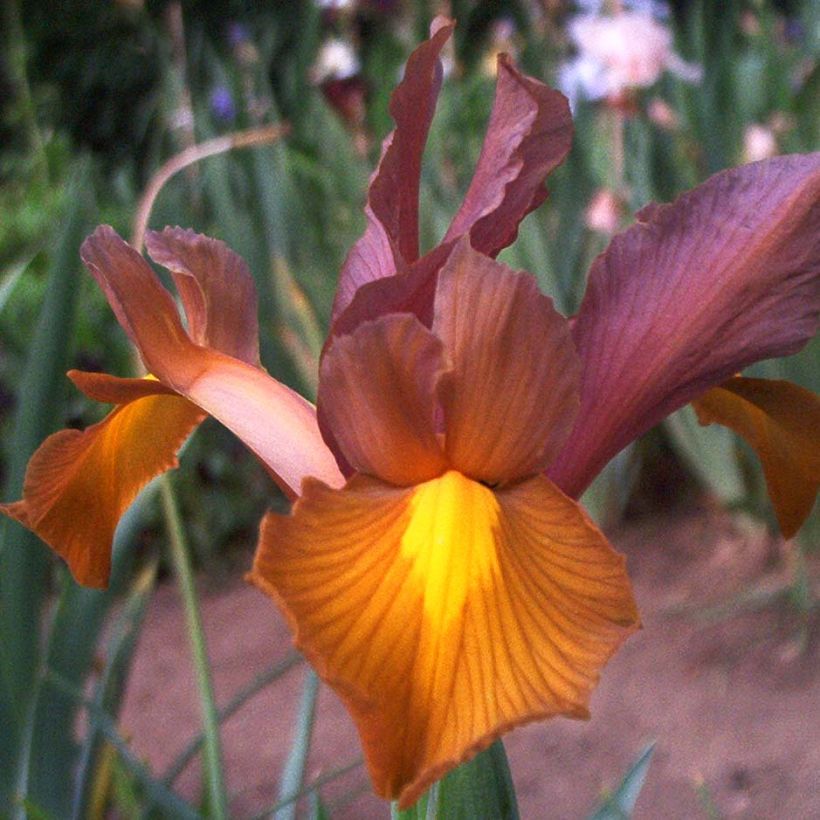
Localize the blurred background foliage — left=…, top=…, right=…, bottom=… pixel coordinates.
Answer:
left=0, top=0, right=818, bottom=816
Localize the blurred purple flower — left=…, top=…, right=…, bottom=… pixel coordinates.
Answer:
left=210, top=86, right=236, bottom=121
left=227, top=22, right=251, bottom=48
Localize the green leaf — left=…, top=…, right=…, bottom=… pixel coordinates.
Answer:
left=0, top=158, right=94, bottom=813
left=396, top=741, right=519, bottom=820
left=0, top=255, right=33, bottom=315
left=588, top=743, right=656, bottom=820
left=71, top=558, right=158, bottom=819
left=26, top=482, right=154, bottom=817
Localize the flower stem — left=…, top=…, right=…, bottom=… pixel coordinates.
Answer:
left=159, top=477, right=228, bottom=819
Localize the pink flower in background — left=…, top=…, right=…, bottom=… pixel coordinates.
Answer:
left=561, top=10, right=702, bottom=104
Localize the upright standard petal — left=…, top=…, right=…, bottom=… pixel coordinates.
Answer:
left=550, top=155, right=820, bottom=497
left=693, top=377, right=820, bottom=538
left=80, top=226, right=202, bottom=385
left=251, top=471, right=638, bottom=809
left=319, top=315, right=448, bottom=486
left=146, top=227, right=261, bottom=365
left=331, top=19, right=455, bottom=322
left=444, top=56, right=572, bottom=256
left=0, top=376, right=204, bottom=587
left=434, top=238, right=580, bottom=484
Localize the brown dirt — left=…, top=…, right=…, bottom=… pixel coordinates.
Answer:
left=121, top=504, right=820, bottom=818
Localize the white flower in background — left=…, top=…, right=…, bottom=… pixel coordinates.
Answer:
left=311, top=38, right=361, bottom=84
left=314, top=0, right=356, bottom=10
left=560, top=10, right=702, bottom=105
left=743, top=124, right=778, bottom=163
left=576, top=0, right=670, bottom=17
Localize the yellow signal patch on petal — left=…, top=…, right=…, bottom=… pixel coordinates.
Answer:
left=1, top=391, right=205, bottom=587
left=693, top=376, right=820, bottom=538
left=251, top=471, right=638, bottom=809
left=401, top=471, right=501, bottom=626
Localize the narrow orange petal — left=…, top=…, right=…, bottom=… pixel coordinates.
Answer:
left=250, top=471, right=638, bottom=808
left=433, top=237, right=580, bottom=484
left=319, top=315, right=448, bottom=485
left=0, top=391, right=205, bottom=587
left=692, top=377, right=820, bottom=538
left=68, top=370, right=178, bottom=402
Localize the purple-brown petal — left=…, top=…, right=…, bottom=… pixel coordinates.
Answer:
left=549, top=154, right=820, bottom=498
left=331, top=18, right=455, bottom=324
left=444, top=55, right=573, bottom=256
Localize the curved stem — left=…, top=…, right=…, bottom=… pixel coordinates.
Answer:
left=130, top=123, right=289, bottom=251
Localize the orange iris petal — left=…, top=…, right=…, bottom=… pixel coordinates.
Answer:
left=693, top=376, right=820, bottom=538
left=1, top=390, right=205, bottom=587
left=250, top=471, right=638, bottom=808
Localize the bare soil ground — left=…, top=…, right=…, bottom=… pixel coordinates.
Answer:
left=121, top=503, right=820, bottom=819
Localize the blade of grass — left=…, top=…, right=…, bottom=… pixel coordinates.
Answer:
left=250, top=757, right=363, bottom=820
left=72, top=558, right=158, bottom=819
left=160, top=476, right=228, bottom=820
left=0, top=158, right=93, bottom=812
left=162, top=652, right=303, bottom=788
left=588, top=743, right=656, bottom=820
left=274, top=668, right=320, bottom=820
left=0, top=255, right=33, bottom=315
left=26, top=479, right=157, bottom=815
left=44, top=670, right=200, bottom=820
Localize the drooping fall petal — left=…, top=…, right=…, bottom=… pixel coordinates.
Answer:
left=331, top=18, right=454, bottom=321
left=250, top=471, right=638, bottom=809
left=319, top=315, right=448, bottom=486
left=145, top=227, right=261, bottom=365
left=692, top=377, right=820, bottom=538
left=81, top=227, right=342, bottom=495
left=550, top=154, right=820, bottom=498
left=434, top=238, right=580, bottom=484
left=0, top=382, right=205, bottom=587
left=443, top=55, right=573, bottom=256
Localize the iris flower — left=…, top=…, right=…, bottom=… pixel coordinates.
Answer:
left=3, top=16, right=819, bottom=809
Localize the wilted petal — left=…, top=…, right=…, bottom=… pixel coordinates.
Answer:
left=179, top=351, right=344, bottom=494
left=250, top=471, right=637, bottom=808
left=551, top=155, right=820, bottom=497
left=0, top=387, right=204, bottom=587
left=319, top=315, right=447, bottom=485
left=693, top=377, right=820, bottom=538
left=331, top=18, right=455, bottom=322
left=434, top=238, right=580, bottom=484
left=444, top=56, right=572, bottom=255
left=146, top=227, right=260, bottom=365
